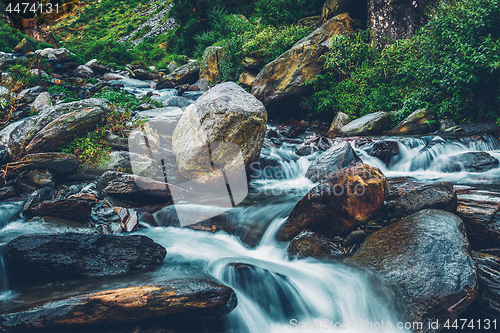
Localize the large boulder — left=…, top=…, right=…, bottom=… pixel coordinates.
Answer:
left=340, top=111, right=391, bottom=136
left=327, top=111, right=351, bottom=137
left=384, top=181, right=457, bottom=219
left=30, top=92, right=52, bottom=114
left=35, top=48, right=73, bottom=61
left=449, top=152, right=499, bottom=172
left=25, top=107, right=106, bottom=154
left=347, top=209, right=478, bottom=332
left=368, top=0, right=439, bottom=47
left=279, top=164, right=388, bottom=241
left=12, top=38, right=34, bottom=55
left=0, top=279, right=237, bottom=331
left=172, top=82, right=267, bottom=182
left=456, top=188, right=500, bottom=249
left=305, top=141, right=361, bottom=182
left=386, top=108, right=436, bottom=135
left=251, top=13, right=354, bottom=115
left=162, top=60, right=200, bottom=86
left=4, top=233, right=166, bottom=287
left=199, top=46, right=224, bottom=83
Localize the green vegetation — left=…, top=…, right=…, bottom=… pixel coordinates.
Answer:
left=0, top=20, right=53, bottom=52
left=308, top=0, right=500, bottom=123
left=60, top=89, right=155, bottom=169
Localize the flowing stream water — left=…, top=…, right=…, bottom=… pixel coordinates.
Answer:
left=0, top=131, right=499, bottom=332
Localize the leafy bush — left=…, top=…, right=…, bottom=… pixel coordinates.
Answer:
left=254, top=0, right=324, bottom=26
left=60, top=127, right=110, bottom=169
left=94, top=88, right=161, bottom=110
left=400, top=0, right=500, bottom=122
left=80, top=39, right=134, bottom=66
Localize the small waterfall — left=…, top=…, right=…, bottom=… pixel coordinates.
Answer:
left=0, top=244, right=11, bottom=299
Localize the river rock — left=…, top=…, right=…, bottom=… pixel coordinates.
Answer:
left=340, top=111, right=391, bottom=136
left=17, top=86, right=43, bottom=103
left=239, top=70, right=257, bottom=88
left=133, top=68, right=155, bottom=80
left=294, top=136, right=333, bottom=156
left=30, top=92, right=52, bottom=114
left=96, top=171, right=174, bottom=204
left=449, top=152, right=499, bottom=172
left=163, top=96, right=193, bottom=108
left=17, top=169, right=55, bottom=191
left=74, top=65, right=94, bottom=78
left=0, top=148, right=9, bottom=165
left=86, top=59, right=112, bottom=74
left=275, top=120, right=306, bottom=138
left=251, top=13, right=354, bottom=115
left=54, top=98, right=112, bottom=114
left=385, top=181, right=457, bottom=219
left=23, top=198, right=92, bottom=223
left=386, top=108, right=436, bottom=135
left=328, top=112, right=351, bottom=137
left=7, top=153, right=80, bottom=174
left=368, top=0, right=439, bottom=47
left=4, top=233, right=166, bottom=287
left=35, top=48, right=73, bottom=61
left=172, top=82, right=267, bottom=182
left=279, top=164, right=388, bottom=240
left=103, top=73, right=127, bottom=81
left=468, top=251, right=500, bottom=318
left=287, top=230, right=345, bottom=260
left=25, top=107, right=106, bottom=155
left=0, top=186, right=18, bottom=201
left=107, top=77, right=150, bottom=89
left=369, top=140, right=399, bottom=158
left=162, top=60, right=200, bottom=86
left=200, top=46, right=224, bottom=83
left=456, top=189, right=500, bottom=249
left=347, top=209, right=478, bottom=332
left=305, top=141, right=361, bottom=182
left=12, top=38, right=34, bottom=55
left=0, top=279, right=236, bottom=332
left=22, top=187, right=57, bottom=214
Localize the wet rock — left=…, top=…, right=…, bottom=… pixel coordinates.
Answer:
left=30, top=91, right=52, bottom=114
left=0, top=279, right=236, bottom=332
left=193, top=78, right=209, bottom=92
left=456, top=190, right=500, bottom=249
left=74, top=65, right=94, bottom=78
left=369, top=140, right=399, bottom=158
left=199, top=46, right=224, bottom=83
left=25, top=107, right=106, bottom=155
left=90, top=200, right=123, bottom=234
left=287, top=230, right=345, bottom=260
left=22, top=187, right=58, bottom=215
left=468, top=251, right=500, bottom=318
left=439, top=118, right=457, bottom=132
left=4, top=233, right=166, bottom=287
left=23, top=198, right=92, bottom=223
left=449, top=151, right=499, bottom=172
left=294, top=136, right=333, bottom=156
left=115, top=207, right=139, bottom=232
left=96, top=171, right=174, bottom=204
left=19, top=169, right=55, bottom=189
left=458, top=122, right=500, bottom=135
left=342, top=230, right=368, bottom=247
left=385, top=181, right=457, bottom=219
left=0, top=186, right=18, bottom=201
left=107, top=78, right=150, bottom=89
left=305, top=141, right=361, bottom=182
left=182, top=90, right=204, bottom=101
left=275, top=120, right=306, bottom=138
left=280, top=164, right=388, bottom=240
left=35, top=48, right=73, bottom=61
left=163, top=96, right=193, bottom=108
left=133, top=68, right=155, bottom=80
left=7, top=153, right=80, bottom=174
left=103, top=73, right=127, bottom=81
left=340, top=112, right=391, bottom=137
left=16, top=85, right=43, bottom=103
left=328, top=112, right=351, bottom=137
left=54, top=98, right=112, bottom=114
left=162, top=60, right=200, bottom=86
left=368, top=0, right=438, bottom=48
left=223, top=263, right=297, bottom=321
left=386, top=108, right=436, bottom=135
left=12, top=38, right=34, bottom=55
left=347, top=209, right=478, bottom=332
left=251, top=13, right=354, bottom=115
left=86, top=59, right=112, bottom=74
left=239, top=71, right=257, bottom=88
left=172, top=82, right=267, bottom=181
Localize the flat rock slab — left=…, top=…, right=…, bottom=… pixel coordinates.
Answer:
left=0, top=279, right=237, bottom=331
left=347, top=209, right=478, bottom=333
left=6, top=153, right=80, bottom=174
left=23, top=198, right=92, bottom=223
left=4, top=233, right=166, bottom=287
